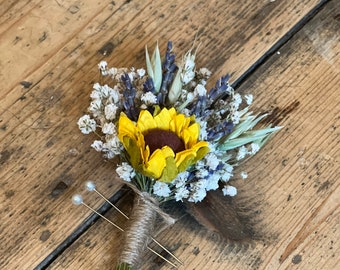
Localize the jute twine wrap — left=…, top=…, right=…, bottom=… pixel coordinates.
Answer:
left=118, top=188, right=176, bottom=269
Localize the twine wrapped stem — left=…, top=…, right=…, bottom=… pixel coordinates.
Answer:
left=119, top=192, right=156, bottom=268
left=116, top=190, right=176, bottom=269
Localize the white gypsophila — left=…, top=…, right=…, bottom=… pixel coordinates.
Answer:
left=141, top=92, right=157, bottom=105
left=244, top=94, right=253, bottom=105
left=207, top=142, right=217, bottom=153
left=93, top=82, right=102, bottom=91
left=113, top=68, right=128, bottom=81
left=186, top=92, right=194, bottom=102
left=195, top=169, right=209, bottom=179
left=78, top=115, right=97, bottom=134
left=172, top=171, right=189, bottom=188
left=104, top=149, right=116, bottom=159
left=199, top=79, right=207, bottom=86
left=100, top=84, right=113, bottom=98
left=103, top=136, right=121, bottom=155
left=222, top=185, right=237, bottom=196
left=90, top=84, right=102, bottom=99
left=205, top=173, right=220, bottom=191
left=220, top=163, right=234, bottom=182
left=240, top=171, right=248, bottom=179
left=188, top=186, right=207, bottom=203
left=194, top=84, right=207, bottom=97
left=91, top=140, right=103, bottom=151
left=250, top=143, right=260, bottom=154
left=197, top=119, right=207, bottom=140
left=220, top=170, right=233, bottom=182
left=137, top=68, right=146, bottom=77
left=153, top=181, right=171, bottom=197
left=204, top=152, right=220, bottom=170
left=116, top=162, right=136, bottom=182
left=199, top=67, right=212, bottom=78
left=174, top=186, right=190, bottom=202
left=104, top=104, right=118, bottom=120
left=102, top=122, right=116, bottom=135
left=231, top=110, right=240, bottom=124
left=88, top=99, right=102, bottom=117
left=107, top=67, right=118, bottom=78
left=98, top=61, right=108, bottom=75
left=109, top=86, right=121, bottom=104
left=237, top=145, right=248, bottom=160
left=193, top=178, right=208, bottom=190
left=233, top=93, right=242, bottom=108
left=194, top=160, right=205, bottom=170
left=224, top=163, right=234, bottom=173
left=189, top=80, right=197, bottom=88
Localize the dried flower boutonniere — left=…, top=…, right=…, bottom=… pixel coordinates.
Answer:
left=74, top=41, right=281, bottom=269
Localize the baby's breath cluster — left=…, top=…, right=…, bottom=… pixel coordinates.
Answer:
left=78, top=41, right=280, bottom=203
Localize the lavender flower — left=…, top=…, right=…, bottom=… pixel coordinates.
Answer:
left=207, top=120, right=234, bottom=141
left=143, top=77, right=156, bottom=94
left=158, top=41, right=178, bottom=105
left=208, top=74, right=232, bottom=105
left=121, top=73, right=138, bottom=121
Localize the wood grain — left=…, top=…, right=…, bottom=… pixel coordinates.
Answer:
left=47, top=1, right=339, bottom=270
left=0, top=0, right=336, bottom=269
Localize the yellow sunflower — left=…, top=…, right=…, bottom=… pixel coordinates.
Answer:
left=118, top=107, right=210, bottom=182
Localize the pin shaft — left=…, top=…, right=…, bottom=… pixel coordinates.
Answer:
left=151, top=236, right=183, bottom=265
left=93, top=188, right=130, bottom=220
left=77, top=199, right=179, bottom=268
left=147, top=246, right=178, bottom=268
left=81, top=202, right=124, bottom=232
left=90, top=188, right=183, bottom=265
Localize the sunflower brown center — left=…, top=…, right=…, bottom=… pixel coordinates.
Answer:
left=144, top=129, right=185, bottom=155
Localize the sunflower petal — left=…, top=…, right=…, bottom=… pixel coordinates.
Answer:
left=182, top=123, right=199, bottom=147
left=118, top=113, right=138, bottom=141
left=144, top=146, right=174, bottom=179
left=175, top=149, right=196, bottom=172
left=158, top=156, right=178, bottom=183
left=137, top=110, right=157, bottom=132
left=154, top=108, right=172, bottom=130
left=170, top=113, right=190, bottom=134
left=122, top=137, right=142, bottom=169
left=192, top=143, right=210, bottom=162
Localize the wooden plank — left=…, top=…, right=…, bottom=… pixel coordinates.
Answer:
left=0, top=0, right=325, bottom=269
left=47, top=1, right=339, bottom=270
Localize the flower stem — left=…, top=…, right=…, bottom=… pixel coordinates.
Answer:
left=115, top=262, right=133, bottom=270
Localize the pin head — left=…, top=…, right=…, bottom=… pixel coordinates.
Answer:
left=72, top=194, right=83, bottom=205
left=85, top=181, right=96, bottom=191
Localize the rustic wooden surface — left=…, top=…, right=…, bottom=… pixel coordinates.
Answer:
left=0, top=0, right=338, bottom=269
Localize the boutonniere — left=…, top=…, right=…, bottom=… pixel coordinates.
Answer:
left=74, top=41, right=281, bottom=269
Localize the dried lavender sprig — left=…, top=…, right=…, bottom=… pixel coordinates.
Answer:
left=207, top=120, right=234, bottom=141
left=143, top=77, right=156, bottom=94
left=158, top=41, right=178, bottom=106
left=163, top=41, right=176, bottom=70
left=121, top=73, right=139, bottom=121
left=191, top=95, right=207, bottom=118
left=208, top=74, right=232, bottom=105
